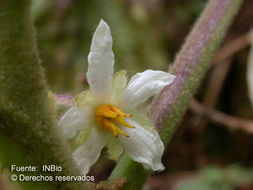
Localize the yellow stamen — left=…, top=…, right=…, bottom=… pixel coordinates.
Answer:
left=95, top=104, right=133, bottom=137
left=115, top=127, right=129, bottom=138
left=107, top=104, right=132, bottom=117
left=96, top=117, right=119, bottom=137
left=96, top=104, right=119, bottom=118
left=112, top=117, right=135, bottom=129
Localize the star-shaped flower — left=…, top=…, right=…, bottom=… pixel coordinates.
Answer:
left=59, top=19, right=175, bottom=175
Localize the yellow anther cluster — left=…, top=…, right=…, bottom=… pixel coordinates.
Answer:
left=95, top=104, right=135, bottom=137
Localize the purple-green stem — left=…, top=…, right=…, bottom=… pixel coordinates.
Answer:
left=110, top=0, right=244, bottom=189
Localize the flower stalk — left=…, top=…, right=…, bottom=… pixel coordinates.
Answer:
left=110, top=0, right=244, bottom=189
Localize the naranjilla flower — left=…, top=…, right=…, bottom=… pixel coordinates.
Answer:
left=59, top=19, right=176, bottom=175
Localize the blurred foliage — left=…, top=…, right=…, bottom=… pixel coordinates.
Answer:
left=32, top=0, right=166, bottom=93
left=177, top=165, right=253, bottom=190
left=31, top=0, right=205, bottom=94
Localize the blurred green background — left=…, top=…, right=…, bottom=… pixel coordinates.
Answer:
left=31, top=0, right=205, bottom=94
left=3, top=0, right=250, bottom=189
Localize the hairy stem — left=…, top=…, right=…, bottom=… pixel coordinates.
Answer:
left=0, top=1, right=94, bottom=190
left=110, top=0, right=244, bottom=189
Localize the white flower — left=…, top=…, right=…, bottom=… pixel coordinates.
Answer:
left=59, top=19, right=176, bottom=175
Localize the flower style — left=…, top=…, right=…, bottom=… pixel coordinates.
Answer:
left=59, top=19, right=176, bottom=175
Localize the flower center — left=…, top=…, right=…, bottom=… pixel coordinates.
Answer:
left=95, top=104, right=135, bottom=138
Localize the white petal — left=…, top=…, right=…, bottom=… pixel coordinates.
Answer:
left=118, top=118, right=165, bottom=171
left=123, top=70, right=175, bottom=108
left=106, top=134, right=123, bottom=160
left=86, top=19, right=114, bottom=102
left=110, top=71, right=128, bottom=105
left=59, top=106, right=93, bottom=139
left=73, top=126, right=108, bottom=175
left=74, top=90, right=96, bottom=106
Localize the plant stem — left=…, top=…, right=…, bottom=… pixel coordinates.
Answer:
left=0, top=1, right=95, bottom=190
left=110, top=154, right=150, bottom=189
left=151, top=0, right=243, bottom=145
left=110, top=0, right=244, bottom=189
